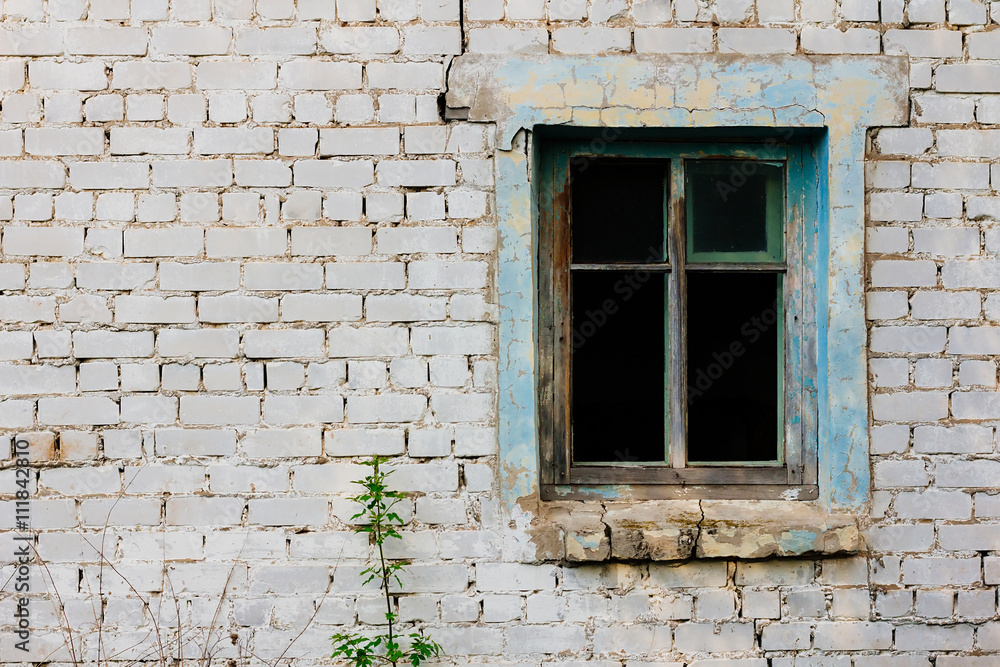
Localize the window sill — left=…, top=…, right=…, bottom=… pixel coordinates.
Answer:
left=538, top=500, right=859, bottom=562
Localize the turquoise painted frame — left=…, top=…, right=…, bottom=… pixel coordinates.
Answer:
left=446, top=54, right=909, bottom=515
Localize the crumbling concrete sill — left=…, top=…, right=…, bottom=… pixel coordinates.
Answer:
left=535, top=500, right=859, bottom=562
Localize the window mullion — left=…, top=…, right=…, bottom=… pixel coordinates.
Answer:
left=667, top=160, right=687, bottom=470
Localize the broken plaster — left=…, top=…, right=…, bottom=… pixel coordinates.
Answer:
left=449, top=54, right=909, bottom=562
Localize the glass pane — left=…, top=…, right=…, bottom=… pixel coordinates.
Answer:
left=572, top=270, right=666, bottom=463
left=687, top=160, right=783, bottom=258
left=570, top=159, right=667, bottom=264
left=686, top=272, right=781, bottom=463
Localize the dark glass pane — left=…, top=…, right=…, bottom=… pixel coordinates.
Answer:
left=687, top=160, right=782, bottom=256
left=686, top=272, right=780, bottom=463
left=572, top=270, right=666, bottom=463
left=570, top=159, right=667, bottom=263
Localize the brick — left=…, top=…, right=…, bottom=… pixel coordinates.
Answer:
left=39, top=397, right=119, bottom=426
left=281, top=294, right=362, bottom=321
left=912, top=228, right=979, bottom=256
left=409, top=261, right=488, bottom=289
left=912, top=163, right=989, bottom=190
left=377, top=159, right=456, bottom=187
left=124, top=229, right=202, bottom=258
left=111, top=128, right=190, bottom=155
left=115, top=296, right=195, bottom=324
left=151, top=26, right=232, bottom=55
left=347, top=394, right=427, bottom=423
left=244, top=330, right=326, bottom=358
left=0, top=28, right=62, bottom=55
left=194, top=128, right=274, bottom=155
left=872, top=392, right=948, bottom=421
left=875, top=129, right=933, bottom=156
left=71, top=163, right=149, bottom=190
left=870, top=260, right=936, bottom=287
left=883, top=29, right=962, bottom=57
left=761, top=623, right=812, bottom=650
left=152, top=159, right=232, bottom=188
left=235, top=160, right=291, bottom=187
left=0, top=162, right=64, bottom=189
left=367, top=295, right=447, bottom=322
left=67, top=27, right=147, bottom=56
left=206, top=228, right=286, bottom=257
left=279, top=61, right=361, bottom=90
left=937, top=459, right=1000, bottom=487
left=411, top=325, right=492, bottom=355
left=199, top=296, right=278, bottom=323
left=0, top=365, right=75, bottom=395
left=321, top=27, right=401, bottom=54
left=159, top=330, right=239, bottom=358
left=320, top=128, right=399, bottom=156
left=814, top=622, right=892, bottom=650
left=293, top=160, right=374, bottom=187
left=291, top=227, right=371, bottom=256
left=874, top=460, right=928, bottom=487
left=674, top=623, right=754, bottom=653
left=377, top=227, right=458, bottom=254
left=25, top=128, right=104, bottom=156
left=367, top=62, right=442, bottom=89
left=550, top=27, right=631, bottom=53
left=943, top=260, right=1000, bottom=288
left=402, top=26, right=462, bottom=55
left=910, top=291, right=980, bottom=320
left=914, top=425, right=993, bottom=453
left=112, top=62, right=192, bottom=89
left=936, top=65, right=1000, bottom=93
left=468, top=27, right=548, bottom=53
left=29, top=62, right=107, bottom=90
left=76, top=263, right=155, bottom=290
left=718, top=28, right=796, bottom=54
left=969, top=32, right=1000, bottom=59
left=866, top=525, right=935, bottom=552
left=167, top=497, right=243, bottom=525
left=802, top=27, right=879, bottom=54
left=953, top=391, right=1000, bottom=419
left=937, top=129, right=1000, bottom=158
left=180, top=397, right=260, bottom=425
left=327, top=262, right=405, bottom=289
left=237, top=27, right=316, bottom=55
left=248, top=498, right=328, bottom=526
left=197, top=62, right=277, bottom=90
left=903, top=558, right=980, bottom=585
left=895, top=489, right=972, bottom=519
left=245, top=263, right=323, bottom=290
left=160, top=262, right=240, bottom=291
left=940, top=525, right=1000, bottom=550
left=73, top=331, right=154, bottom=358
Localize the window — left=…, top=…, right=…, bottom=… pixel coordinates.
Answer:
left=537, top=133, right=820, bottom=500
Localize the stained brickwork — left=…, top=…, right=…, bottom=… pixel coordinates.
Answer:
left=0, top=0, right=996, bottom=665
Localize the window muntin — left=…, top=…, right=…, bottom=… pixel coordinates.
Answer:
left=538, top=138, right=818, bottom=499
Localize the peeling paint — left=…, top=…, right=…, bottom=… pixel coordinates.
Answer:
left=449, top=53, right=909, bottom=561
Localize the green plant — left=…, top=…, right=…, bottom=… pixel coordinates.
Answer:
left=331, top=458, right=443, bottom=667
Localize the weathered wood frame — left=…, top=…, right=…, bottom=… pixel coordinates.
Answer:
left=537, top=138, right=820, bottom=500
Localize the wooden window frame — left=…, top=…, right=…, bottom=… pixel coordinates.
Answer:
left=537, top=136, right=821, bottom=501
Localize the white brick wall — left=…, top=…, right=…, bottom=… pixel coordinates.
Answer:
left=0, top=1, right=996, bottom=664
